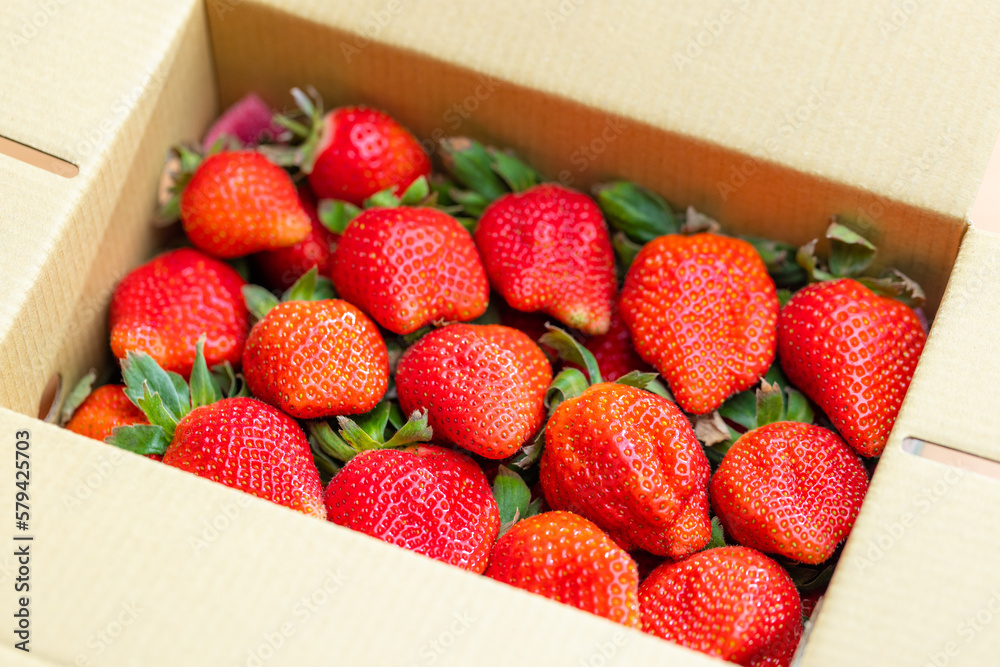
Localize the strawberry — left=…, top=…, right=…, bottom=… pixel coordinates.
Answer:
left=324, top=441, right=499, bottom=572
left=778, top=278, right=925, bottom=457
left=475, top=184, right=617, bottom=335
left=252, top=186, right=339, bottom=291
left=711, top=421, right=869, bottom=564
left=278, top=90, right=431, bottom=206
left=485, top=511, right=641, bottom=627
left=394, top=324, right=551, bottom=459
left=64, top=384, right=149, bottom=442
left=620, top=233, right=779, bottom=415
left=202, top=93, right=283, bottom=149
left=541, top=381, right=712, bottom=558
left=330, top=206, right=488, bottom=334
left=640, top=547, right=803, bottom=667
left=109, top=248, right=249, bottom=377
left=108, top=341, right=325, bottom=517
left=242, top=272, right=389, bottom=419
left=576, top=305, right=651, bottom=382
left=178, top=150, right=311, bottom=258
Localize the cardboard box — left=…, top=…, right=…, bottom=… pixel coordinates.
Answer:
left=1, top=0, right=999, bottom=664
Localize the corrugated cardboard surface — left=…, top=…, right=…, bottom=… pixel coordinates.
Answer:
left=1, top=0, right=1000, bottom=665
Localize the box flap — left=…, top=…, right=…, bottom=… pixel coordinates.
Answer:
left=0, top=0, right=217, bottom=416
left=0, top=410, right=723, bottom=666
left=252, top=0, right=1000, bottom=223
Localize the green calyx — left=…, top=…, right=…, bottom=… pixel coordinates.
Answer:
left=315, top=175, right=440, bottom=237
left=242, top=266, right=337, bottom=321
left=492, top=465, right=542, bottom=536
left=696, top=364, right=814, bottom=467
left=438, top=137, right=542, bottom=216
left=308, top=403, right=433, bottom=467
left=593, top=181, right=679, bottom=245
left=59, top=369, right=97, bottom=425
left=265, top=86, right=325, bottom=172
left=796, top=217, right=925, bottom=307
left=108, top=336, right=250, bottom=456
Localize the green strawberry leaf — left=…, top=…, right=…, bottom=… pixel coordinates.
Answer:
left=121, top=351, right=190, bottom=424
left=387, top=403, right=407, bottom=431
left=284, top=266, right=318, bottom=302
left=594, top=181, right=678, bottom=243
left=538, top=325, right=603, bottom=385
left=448, top=189, right=491, bottom=218
left=546, top=368, right=590, bottom=413
left=189, top=336, right=223, bottom=410
left=488, top=148, right=541, bottom=194
left=525, top=497, right=543, bottom=519
left=354, top=401, right=393, bottom=443
left=785, top=387, right=814, bottom=424
left=643, top=378, right=675, bottom=402
left=743, top=236, right=808, bottom=289
left=309, top=421, right=360, bottom=463
left=60, top=370, right=97, bottom=425
left=107, top=424, right=170, bottom=456
left=380, top=410, right=433, bottom=449
left=858, top=268, right=926, bottom=308
left=318, top=199, right=361, bottom=234
left=614, top=370, right=660, bottom=391
left=509, top=428, right=545, bottom=471
left=211, top=361, right=250, bottom=399
left=705, top=516, right=727, bottom=550
left=612, top=231, right=643, bottom=274
left=398, top=175, right=431, bottom=206
left=439, top=137, right=509, bottom=203
left=470, top=299, right=502, bottom=325
left=755, top=380, right=785, bottom=427
left=455, top=216, right=479, bottom=233
left=827, top=219, right=877, bottom=278
left=493, top=465, right=532, bottom=536
left=365, top=188, right=401, bottom=209
left=763, top=363, right=791, bottom=388
left=784, top=560, right=836, bottom=593
left=136, top=383, right=181, bottom=440
left=777, top=288, right=793, bottom=308
left=796, top=239, right=836, bottom=283
left=242, top=285, right=280, bottom=320
left=309, top=439, right=343, bottom=486
left=718, top=390, right=757, bottom=432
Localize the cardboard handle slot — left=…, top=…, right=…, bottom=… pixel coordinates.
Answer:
left=901, top=437, right=1000, bottom=480
left=0, top=135, right=78, bottom=178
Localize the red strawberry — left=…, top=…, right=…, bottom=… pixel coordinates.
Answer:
left=620, top=233, right=778, bottom=414
left=395, top=324, right=551, bottom=459
left=485, top=511, right=641, bottom=627
left=306, top=106, right=431, bottom=206
left=325, top=444, right=499, bottom=572
left=576, top=305, right=652, bottom=381
left=243, top=298, right=389, bottom=419
left=331, top=207, right=488, bottom=334
left=253, top=186, right=339, bottom=291
left=109, top=248, right=249, bottom=377
left=710, top=421, right=869, bottom=564
left=202, top=93, right=283, bottom=148
left=64, top=384, right=150, bottom=441
left=109, top=344, right=325, bottom=517
left=475, top=184, right=617, bottom=335
left=777, top=278, right=925, bottom=457
left=541, top=382, right=712, bottom=558
left=640, top=547, right=803, bottom=667
left=180, top=150, right=311, bottom=258
left=166, top=397, right=325, bottom=517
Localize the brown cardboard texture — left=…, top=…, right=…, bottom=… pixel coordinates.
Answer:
left=1, top=0, right=999, bottom=665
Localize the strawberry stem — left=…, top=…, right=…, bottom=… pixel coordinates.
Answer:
left=594, top=181, right=678, bottom=244
left=538, top=324, right=603, bottom=385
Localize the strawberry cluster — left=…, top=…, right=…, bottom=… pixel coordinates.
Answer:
left=59, top=89, right=929, bottom=667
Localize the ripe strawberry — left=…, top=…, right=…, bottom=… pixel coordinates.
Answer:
left=109, top=248, right=249, bottom=377
left=620, top=233, right=778, bottom=415
left=711, top=421, right=869, bottom=564
left=475, top=184, right=616, bottom=335
left=64, top=384, right=149, bottom=442
left=283, top=92, right=431, bottom=205
left=485, top=511, right=641, bottom=627
left=179, top=150, right=311, bottom=258
left=252, top=186, right=339, bottom=291
left=243, top=297, right=389, bottom=419
left=331, top=207, right=488, bottom=334
left=202, top=93, right=283, bottom=149
left=109, top=343, right=324, bottom=517
left=325, top=444, right=499, bottom=572
left=640, top=547, right=803, bottom=667
left=395, top=324, right=551, bottom=459
left=576, top=305, right=651, bottom=381
left=541, top=382, right=712, bottom=558
left=777, top=278, right=925, bottom=457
